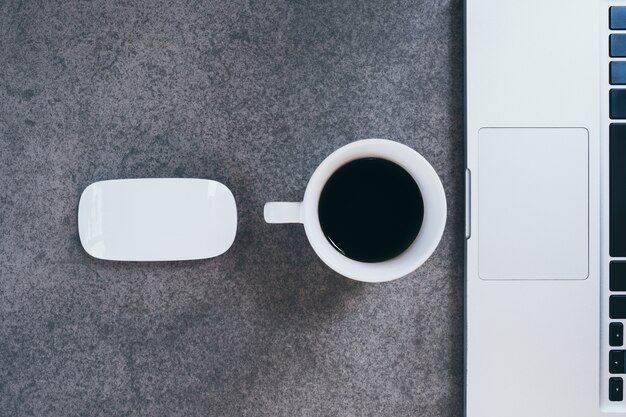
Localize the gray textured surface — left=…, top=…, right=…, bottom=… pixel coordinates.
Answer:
left=0, top=0, right=464, bottom=416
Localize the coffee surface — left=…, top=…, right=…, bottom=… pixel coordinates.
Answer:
left=318, top=158, right=424, bottom=263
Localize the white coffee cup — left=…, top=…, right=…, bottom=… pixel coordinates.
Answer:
left=264, top=139, right=447, bottom=283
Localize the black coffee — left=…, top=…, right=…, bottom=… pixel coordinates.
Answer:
left=318, top=158, right=424, bottom=263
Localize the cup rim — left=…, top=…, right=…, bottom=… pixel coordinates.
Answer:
left=300, top=139, right=447, bottom=282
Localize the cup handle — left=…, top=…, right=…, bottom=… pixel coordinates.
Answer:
left=264, top=202, right=303, bottom=224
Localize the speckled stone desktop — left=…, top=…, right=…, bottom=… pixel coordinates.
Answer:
left=0, top=0, right=464, bottom=415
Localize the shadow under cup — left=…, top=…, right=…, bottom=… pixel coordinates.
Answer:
left=317, top=157, right=425, bottom=263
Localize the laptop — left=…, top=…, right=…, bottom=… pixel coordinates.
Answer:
left=465, top=0, right=626, bottom=415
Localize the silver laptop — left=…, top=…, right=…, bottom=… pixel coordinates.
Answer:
left=465, top=0, right=626, bottom=415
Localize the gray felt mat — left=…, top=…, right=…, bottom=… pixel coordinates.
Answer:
left=0, top=0, right=465, bottom=415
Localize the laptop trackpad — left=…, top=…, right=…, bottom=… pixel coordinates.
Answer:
left=478, top=128, right=589, bottom=280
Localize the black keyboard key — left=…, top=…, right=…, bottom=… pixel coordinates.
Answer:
left=611, top=323, right=624, bottom=347
left=610, top=90, right=626, bottom=119
left=610, top=350, right=626, bottom=373
left=611, top=296, right=626, bottom=319
left=611, top=62, right=626, bottom=85
left=611, top=34, right=626, bottom=57
left=611, top=125, right=626, bottom=256
left=610, top=377, right=624, bottom=401
left=612, top=262, right=626, bottom=291
left=611, top=7, right=626, bottom=30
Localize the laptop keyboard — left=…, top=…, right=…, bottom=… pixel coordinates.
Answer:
left=609, top=5, right=626, bottom=403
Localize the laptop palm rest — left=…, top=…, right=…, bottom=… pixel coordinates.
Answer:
left=478, top=128, right=589, bottom=280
